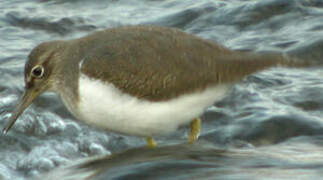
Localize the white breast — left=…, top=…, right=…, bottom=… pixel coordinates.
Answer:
left=77, top=73, right=230, bottom=137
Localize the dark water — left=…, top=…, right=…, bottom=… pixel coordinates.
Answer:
left=1, top=0, right=323, bottom=179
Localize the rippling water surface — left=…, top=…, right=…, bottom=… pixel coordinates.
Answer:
left=1, top=0, right=323, bottom=180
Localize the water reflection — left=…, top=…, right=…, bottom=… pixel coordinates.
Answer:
left=38, top=137, right=323, bottom=180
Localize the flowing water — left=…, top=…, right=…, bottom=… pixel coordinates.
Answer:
left=1, top=0, right=323, bottom=179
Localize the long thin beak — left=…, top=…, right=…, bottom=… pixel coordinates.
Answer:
left=2, top=88, right=39, bottom=134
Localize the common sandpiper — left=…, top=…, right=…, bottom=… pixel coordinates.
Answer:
left=2, top=25, right=314, bottom=147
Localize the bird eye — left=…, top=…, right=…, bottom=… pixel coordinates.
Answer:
left=31, top=65, right=44, bottom=78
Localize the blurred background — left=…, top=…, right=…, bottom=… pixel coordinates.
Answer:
left=1, top=0, right=323, bottom=179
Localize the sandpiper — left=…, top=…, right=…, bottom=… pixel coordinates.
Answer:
left=2, top=25, right=314, bottom=147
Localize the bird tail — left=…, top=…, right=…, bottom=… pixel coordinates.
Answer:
left=278, top=53, right=322, bottom=68
left=212, top=52, right=322, bottom=84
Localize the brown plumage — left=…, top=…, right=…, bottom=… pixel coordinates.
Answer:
left=3, top=25, right=315, bottom=140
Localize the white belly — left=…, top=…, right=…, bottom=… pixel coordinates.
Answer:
left=77, top=74, right=230, bottom=137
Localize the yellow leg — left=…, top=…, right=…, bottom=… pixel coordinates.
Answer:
left=188, top=118, right=201, bottom=144
left=146, top=137, right=157, bottom=148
